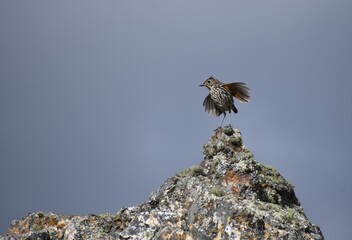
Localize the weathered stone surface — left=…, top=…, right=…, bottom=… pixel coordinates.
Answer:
left=1, top=126, right=324, bottom=240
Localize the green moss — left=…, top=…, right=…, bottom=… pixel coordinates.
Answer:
left=242, top=150, right=254, bottom=160
left=37, top=211, right=45, bottom=218
left=211, top=226, right=218, bottom=234
left=229, top=157, right=238, bottom=164
left=229, top=136, right=242, bottom=146
left=259, top=202, right=281, bottom=212
left=259, top=164, right=294, bottom=191
left=265, top=204, right=299, bottom=224
left=209, top=186, right=226, bottom=197
left=210, top=158, right=223, bottom=178
left=282, top=208, right=296, bottom=223
left=223, top=127, right=234, bottom=136
left=286, top=181, right=295, bottom=191
left=179, top=166, right=204, bottom=177
left=32, top=224, right=43, bottom=232
left=204, top=146, right=216, bottom=158
left=216, top=142, right=227, bottom=153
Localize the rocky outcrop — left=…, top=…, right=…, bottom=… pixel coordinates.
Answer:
left=1, top=127, right=324, bottom=239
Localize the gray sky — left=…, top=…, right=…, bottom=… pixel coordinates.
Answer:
left=1, top=1, right=351, bottom=239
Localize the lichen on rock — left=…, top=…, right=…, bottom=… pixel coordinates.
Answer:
left=0, top=126, right=324, bottom=240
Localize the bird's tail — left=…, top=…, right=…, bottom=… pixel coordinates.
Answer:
left=232, top=105, right=238, bottom=113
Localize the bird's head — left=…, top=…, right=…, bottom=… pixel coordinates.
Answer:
left=199, top=76, right=221, bottom=89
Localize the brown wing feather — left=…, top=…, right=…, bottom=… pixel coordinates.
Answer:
left=222, top=82, right=250, bottom=103
left=203, top=94, right=222, bottom=116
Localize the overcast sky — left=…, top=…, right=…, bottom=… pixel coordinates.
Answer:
left=1, top=1, right=351, bottom=239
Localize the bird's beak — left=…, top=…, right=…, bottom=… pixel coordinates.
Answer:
left=199, top=84, right=205, bottom=87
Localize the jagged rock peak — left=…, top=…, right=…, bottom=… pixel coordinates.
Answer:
left=1, top=126, right=324, bottom=240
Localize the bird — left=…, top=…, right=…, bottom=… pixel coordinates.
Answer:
left=200, top=76, right=250, bottom=127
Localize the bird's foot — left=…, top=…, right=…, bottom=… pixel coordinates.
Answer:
left=215, top=126, right=223, bottom=131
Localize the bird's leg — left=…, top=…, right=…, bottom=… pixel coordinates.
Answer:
left=223, top=110, right=232, bottom=128
left=219, top=112, right=226, bottom=128
left=228, top=111, right=232, bottom=127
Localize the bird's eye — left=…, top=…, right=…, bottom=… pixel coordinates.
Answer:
left=207, top=80, right=211, bottom=83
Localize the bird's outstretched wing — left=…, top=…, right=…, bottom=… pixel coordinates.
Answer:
left=222, top=82, right=250, bottom=103
left=203, top=94, right=222, bottom=116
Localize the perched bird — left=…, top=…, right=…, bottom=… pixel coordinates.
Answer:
left=200, top=76, right=250, bottom=127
